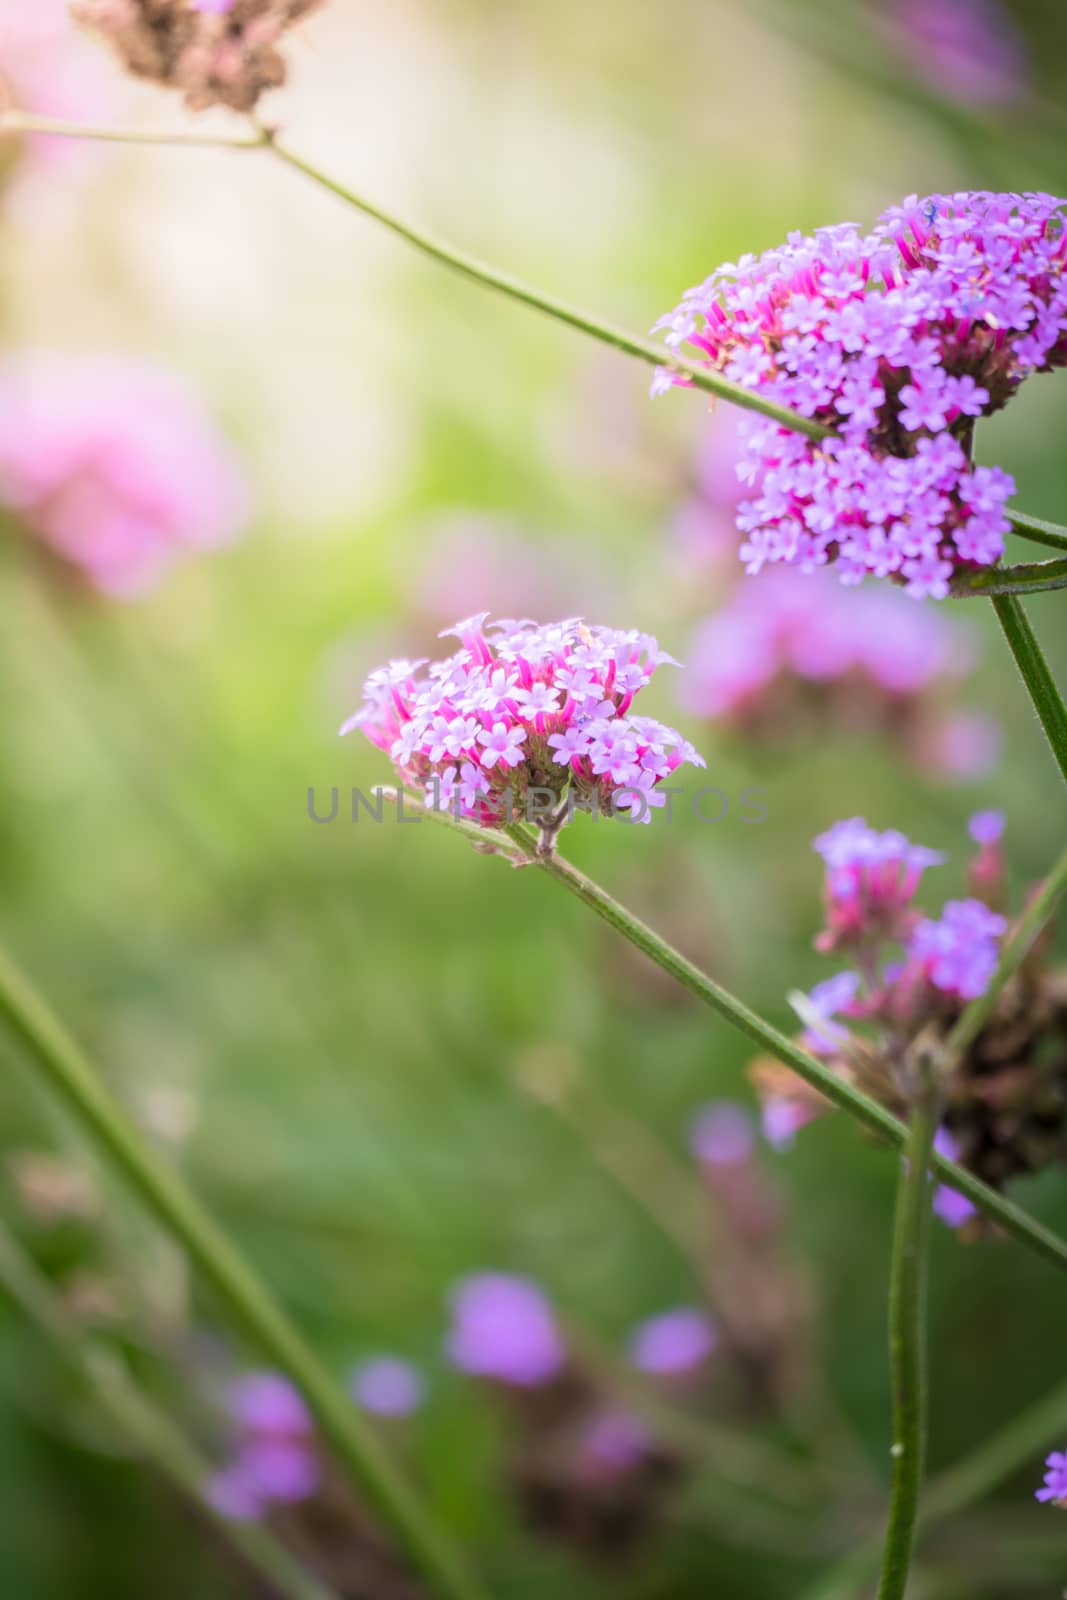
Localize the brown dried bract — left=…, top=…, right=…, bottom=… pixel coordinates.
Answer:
left=72, top=0, right=325, bottom=113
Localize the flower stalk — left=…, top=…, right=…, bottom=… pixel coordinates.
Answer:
left=0, top=944, right=488, bottom=1600
left=991, top=595, right=1067, bottom=788
left=876, top=1062, right=938, bottom=1600
left=481, top=822, right=1067, bottom=1272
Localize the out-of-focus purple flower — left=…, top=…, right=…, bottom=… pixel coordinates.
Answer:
left=969, top=810, right=1005, bottom=847
left=682, top=567, right=972, bottom=723
left=225, top=1372, right=310, bottom=1437
left=350, top=1356, right=425, bottom=1417
left=689, top=1102, right=755, bottom=1168
left=920, top=711, right=1001, bottom=781
left=931, top=1127, right=977, bottom=1227
left=446, top=1273, right=566, bottom=1387
left=884, top=0, right=1030, bottom=106
left=0, top=356, right=248, bottom=596
left=815, top=819, right=943, bottom=952
left=908, top=898, right=1006, bottom=999
left=1036, top=1450, right=1067, bottom=1505
left=629, top=1309, right=717, bottom=1376
left=209, top=1370, right=318, bottom=1521
left=344, top=616, right=704, bottom=835
left=654, top=192, right=1067, bottom=597
left=761, top=1097, right=816, bottom=1151
left=579, top=1410, right=651, bottom=1472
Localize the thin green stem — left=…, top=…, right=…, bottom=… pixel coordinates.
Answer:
left=800, top=1374, right=1067, bottom=1600
left=1008, top=510, right=1067, bottom=555
left=257, top=129, right=827, bottom=436
left=6, top=108, right=1067, bottom=569
left=0, top=946, right=488, bottom=1600
left=944, top=841, right=1067, bottom=1061
left=876, top=1075, right=937, bottom=1600
left=950, top=557, right=1067, bottom=598
left=991, top=595, right=1067, bottom=788
left=483, top=821, right=1067, bottom=1274
left=0, top=1223, right=337, bottom=1600
left=0, top=109, right=266, bottom=149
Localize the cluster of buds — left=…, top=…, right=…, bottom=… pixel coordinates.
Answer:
left=751, top=814, right=1067, bottom=1222
left=345, top=615, right=705, bottom=850
left=655, top=191, right=1067, bottom=597
left=73, top=0, right=324, bottom=114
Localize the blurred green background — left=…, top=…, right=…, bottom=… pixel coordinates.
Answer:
left=2, top=1, right=1067, bottom=1595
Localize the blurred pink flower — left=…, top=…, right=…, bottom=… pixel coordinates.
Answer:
left=0, top=356, right=248, bottom=596
left=883, top=0, right=1030, bottom=106
left=0, top=0, right=115, bottom=187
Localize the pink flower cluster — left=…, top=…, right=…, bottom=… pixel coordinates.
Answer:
left=682, top=566, right=972, bottom=718
left=344, top=614, right=705, bottom=828
left=883, top=0, right=1030, bottom=107
left=0, top=356, right=248, bottom=596
left=655, top=191, right=1067, bottom=597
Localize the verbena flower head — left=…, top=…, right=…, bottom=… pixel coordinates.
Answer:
left=629, top=1309, right=717, bottom=1375
left=654, top=191, right=1067, bottom=597
left=814, top=818, right=944, bottom=951
left=344, top=615, right=705, bottom=834
left=446, top=1273, right=566, bottom=1387
left=1036, top=1450, right=1067, bottom=1506
left=349, top=1356, right=425, bottom=1417
left=74, top=0, right=325, bottom=113
left=757, top=813, right=1067, bottom=1214
left=0, top=356, right=247, bottom=596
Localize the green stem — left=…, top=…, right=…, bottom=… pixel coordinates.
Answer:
left=486, top=822, right=1067, bottom=1274
left=876, top=1076, right=937, bottom=1600
left=0, top=1223, right=337, bottom=1600
left=1008, top=510, right=1067, bottom=555
left=991, top=595, right=1067, bottom=788
left=0, top=947, right=487, bottom=1600
left=0, top=109, right=265, bottom=149
left=949, top=557, right=1067, bottom=598
left=800, top=1373, right=1067, bottom=1600
left=6, top=109, right=1067, bottom=569
left=944, top=841, right=1067, bottom=1061
left=257, top=130, right=826, bottom=437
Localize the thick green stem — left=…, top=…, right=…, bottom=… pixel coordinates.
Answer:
left=0, top=1224, right=337, bottom=1600
left=950, top=557, right=1067, bottom=598
left=991, top=595, right=1067, bottom=788
left=487, top=823, right=1067, bottom=1273
left=1008, top=510, right=1067, bottom=555
left=944, top=841, right=1067, bottom=1061
left=0, top=947, right=487, bottom=1600
left=876, top=1077, right=937, bottom=1600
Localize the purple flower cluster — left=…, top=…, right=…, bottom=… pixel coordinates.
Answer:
left=445, top=1274, right=566, bottom=1387
left=810, top=816, right=1006, bottom=996
left=655, top=191, right=1067, bottom=596
left=0, top=356, right=248, bottom=597
left=682, top=566, right=973, bottom=718
left=883, top=0, right=1030, bottom=107
left=344, top=615, right=705, bottom=829
left=1036, top=1450, right=1067, bottom=1506
left=206, top=1372, right=319, bottom=1521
